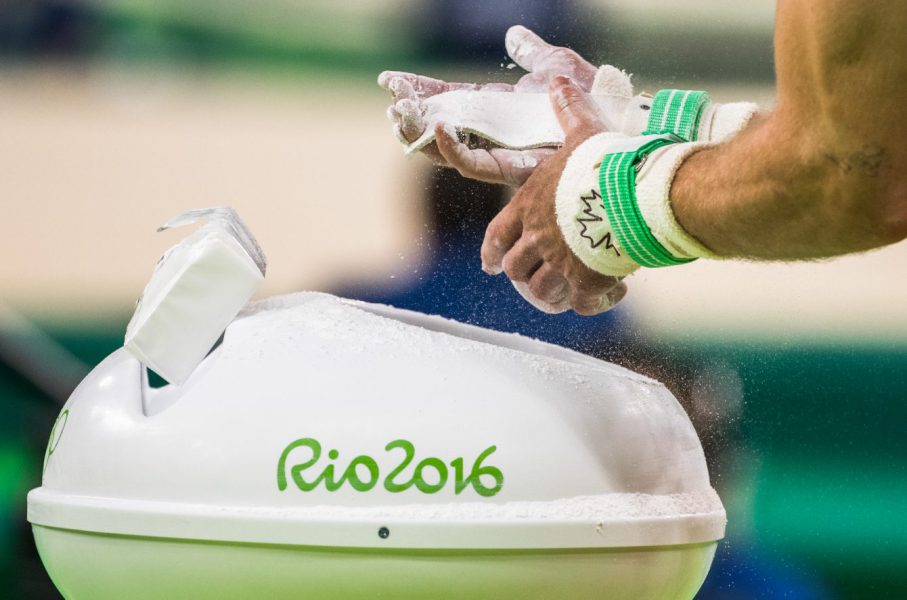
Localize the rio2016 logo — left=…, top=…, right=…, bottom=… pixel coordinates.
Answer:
left=277, top=438, right=504, bottom=497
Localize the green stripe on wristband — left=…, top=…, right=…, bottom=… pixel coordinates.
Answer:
left=644, top=89, right=711, bottom=141
left=598, top=135, right=697, bottom=268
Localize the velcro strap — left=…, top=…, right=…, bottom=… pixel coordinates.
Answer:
left=598, top=134, right=697, bottom=268
left=644, top=89, right=711, bottom=141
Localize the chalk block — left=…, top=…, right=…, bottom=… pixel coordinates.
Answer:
left=125, top=208, right=265, bottom=385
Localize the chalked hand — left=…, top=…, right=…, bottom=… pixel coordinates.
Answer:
left=481, top=76, right=628, bottom=316
left=378, top=25, right=598, bottom=185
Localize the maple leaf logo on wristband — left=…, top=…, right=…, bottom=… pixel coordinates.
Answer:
left=577, top=189, right=620, bottom=257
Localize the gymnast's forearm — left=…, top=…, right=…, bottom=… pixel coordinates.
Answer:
left=670, top=0, right=907, bottom=260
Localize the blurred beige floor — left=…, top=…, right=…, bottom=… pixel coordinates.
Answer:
left=0, top=67, right=424, bottom=324
left=1, top=68, right=904, bottom=342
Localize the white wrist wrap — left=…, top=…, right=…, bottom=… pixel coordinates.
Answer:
left=557, top=135, right=720, bottom=275
left=593, top=73, right=759, bottom=142
left=555, top=133, right=641, bottom=277
left=698, top=102, right=759, bottom=142
left=635, top=143, right=719, bottom=260
left=554, top=86, right=757, bottom=273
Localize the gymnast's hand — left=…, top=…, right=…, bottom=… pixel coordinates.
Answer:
left=378, top=25, right=597, bottom=186
left=481, top=76, right=627, bottom=315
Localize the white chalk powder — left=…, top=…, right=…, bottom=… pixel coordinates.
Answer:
left=512, top=154, right=538, bottom=169
left=236, top=292, right=655, bottom=386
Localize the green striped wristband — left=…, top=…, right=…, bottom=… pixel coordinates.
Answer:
left=643, top=89, right=711, bottom=141
left=595, top=89, right=710, bottom=268
left=597, top=134, right=697, bottom=268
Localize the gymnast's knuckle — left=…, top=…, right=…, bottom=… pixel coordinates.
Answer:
left=502, top=257, right=523, bottom=281
left=572, top=277, right=599, bottom=294
left=485, top=224, right=507, bottom=249
left=528, top=277, right=546, bottom=298
left=572, top=295, right=604, bottom=316
left=523, top=230, right=542, bottom=248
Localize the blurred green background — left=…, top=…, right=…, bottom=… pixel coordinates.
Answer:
left=2, top=1, right=905, bottom=598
